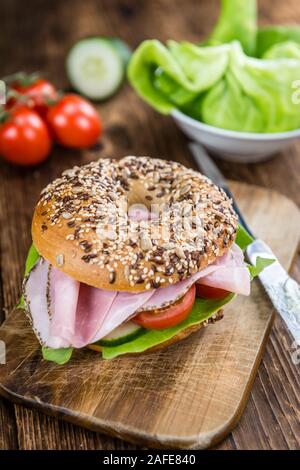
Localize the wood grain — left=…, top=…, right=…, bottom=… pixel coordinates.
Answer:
left=0, top=182, right=299, bottom=449
left=0, top=0, right=299, bottom=450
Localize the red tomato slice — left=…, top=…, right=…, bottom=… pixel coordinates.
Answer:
left=196, top=284, right=230, bottom=300
left=133, top=285, right=196, bottom=330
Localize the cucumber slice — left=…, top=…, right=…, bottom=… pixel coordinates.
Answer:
left=96, top=321, right=145, bottom=347
left=66, top=37, right=131, bottom=100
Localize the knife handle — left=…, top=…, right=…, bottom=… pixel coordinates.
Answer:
left=223, top=187, right=255, bottom=238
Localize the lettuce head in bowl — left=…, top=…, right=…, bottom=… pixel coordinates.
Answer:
left=128, top=0, right=300, bottom=162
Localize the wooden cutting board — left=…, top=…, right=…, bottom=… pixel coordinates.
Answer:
left=0, top=181, right=299, bottom=449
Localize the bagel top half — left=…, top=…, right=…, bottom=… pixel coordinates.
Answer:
left=32, top=156, right=238, bottom=292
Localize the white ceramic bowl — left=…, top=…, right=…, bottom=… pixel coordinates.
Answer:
left=172, top=109, right=300, bottom=163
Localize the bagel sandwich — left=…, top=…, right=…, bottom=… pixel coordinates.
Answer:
left=21, top=156, right=272, bottom=364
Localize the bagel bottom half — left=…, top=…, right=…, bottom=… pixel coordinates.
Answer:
left=87, top=309, right=224, bottom=356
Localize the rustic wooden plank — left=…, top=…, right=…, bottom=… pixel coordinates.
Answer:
left=0, top=150, right=19, bottom=451
left=14, top=405, right=139, bottom=450
left=0, top=0, right=299, bottom=450
left=0, top=273, right=18, bottom=450
left=0, top=400, right=18, bottom=450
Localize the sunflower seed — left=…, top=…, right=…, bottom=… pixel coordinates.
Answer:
left=152, top=171, right=160, bottom=183
left=192, top=192, right=200, bottom=204
left=140, top=236, right=153, bottom=251
left=62, top=212, right=72, bottom=219
left=175, top=247, right=185, bottom=259
left=72, top=186, right=82, bottom=194
left=180, top=184, right=191, bottom=196
left=56, top=254, right=64, bottom=267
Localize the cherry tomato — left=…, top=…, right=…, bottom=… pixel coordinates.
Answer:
left=10, top=79, right=57, bottom=116
left=196, top=284, right=230, bottom=300
left=0, top=106, right=51, bottom=166
left=46, top=94, right=102, bottom=148
left=133, top=285, right=196, bottom=330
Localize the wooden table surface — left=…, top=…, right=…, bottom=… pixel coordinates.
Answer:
left=0, top=0, right=299, bottom=450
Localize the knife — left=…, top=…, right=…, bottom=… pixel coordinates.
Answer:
left=189, top=142, right=300, bottom=344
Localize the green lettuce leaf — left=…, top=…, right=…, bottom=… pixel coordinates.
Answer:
left=128, top=39, right=230, bottom=114
left=202, top=41, right=300, bottom=132
left=129, top=39, right=300, bottom=133
left=257, top=26, right=300, bottom=57
left=235, top=224, right=254, bottom=250
left=42, top=347, right=73, bottom=365
left=201, top=65, right=264, bottom=132
left=208, top=0, right=257, bottom=56
left=235, top=226, right=275, bottom=277
left=248, top=256, right=275, bottom=279
left=24, top=244, right=40, bottom=275
left=101, top=294, right=234, bottom=359
left=263, top=41, right=300, bottom=60
left=17, top=244, right=40, bottom=309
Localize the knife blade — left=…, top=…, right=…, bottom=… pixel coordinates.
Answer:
left=188, top=141, right=300, bottom=344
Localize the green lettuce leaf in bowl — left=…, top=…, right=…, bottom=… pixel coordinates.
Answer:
left=208, top=0, right=257, bottom=56
left=263, top=41, right=300, bottom=60
left=257, top=26, right=300, bottom=58
left=202, top=41, right=300, bottom=132
left=128, top=39, right=230, bottom=113
left=128, top=39, right=300, bottom=133
left=206, top=1, right=300, bottom=59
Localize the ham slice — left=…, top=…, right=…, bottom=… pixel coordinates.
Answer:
left=139, top=244, right=250, bottom=310
left=23, top=243, right=250, bottom=349
left=138, top=266, right=215, bottom=312
left=90, top=290, right=153, bottom=343
left=24, top=260, right=117, bottom=348
left=198, top=243, right=250, bottom=296
left=47, top=266, right=80, bottom=348
left=73, top=285, right=116, bottom=348
left=128, top=204, right=158, bottom=222
left=23, top=258, right=50, bottom=345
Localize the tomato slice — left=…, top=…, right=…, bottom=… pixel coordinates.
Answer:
left=133, top=285, right=196, bottom=330
left=196, top=284, right=230, bottom=300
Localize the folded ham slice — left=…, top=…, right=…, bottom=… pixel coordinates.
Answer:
left=138, top=243, right=250, bottom=309
left=73, top=284, right=117, bottom=348
left=23, top=258, right=50, bottom=345
left=48, top=266, right=80, bottom=348
left=23, top=243, right=250, bottom=349
left=138, top=265, right=216, bottom=312
left=198, top=243, right=251, bottom=296
left=89, top=290, right=153, bottom=344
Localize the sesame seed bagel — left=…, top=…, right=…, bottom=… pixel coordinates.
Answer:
left=32, top=156, right=238, bottom=293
